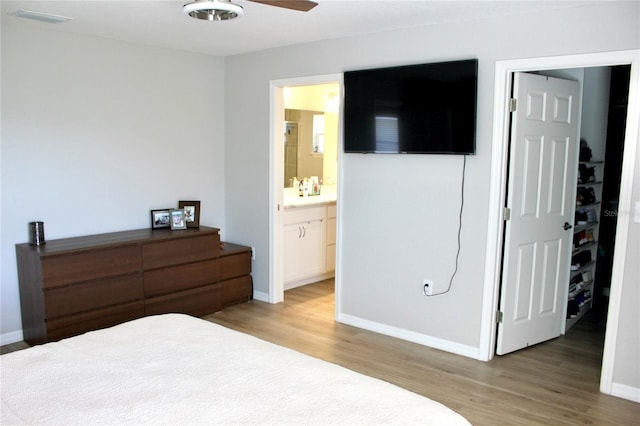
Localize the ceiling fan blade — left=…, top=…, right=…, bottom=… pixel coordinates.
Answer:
left=248, top=0, right=318, bottom=12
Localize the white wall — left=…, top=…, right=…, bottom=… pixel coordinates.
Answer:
left=581, top=67, right=612, bottom=160
left=223, top=0, right=639, bottom=370
left=1, top=23, right=226, bottom=341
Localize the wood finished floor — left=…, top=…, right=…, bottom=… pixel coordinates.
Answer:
left=205, top=279, right=639, bottom=426
left=2, top=279, right=638, bottom=425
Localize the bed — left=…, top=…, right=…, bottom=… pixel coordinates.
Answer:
left=1, top=314, right=470, bottom=425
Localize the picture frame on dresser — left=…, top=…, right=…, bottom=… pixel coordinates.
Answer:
left=151, top=209, right=171, bottom=229
left=178, top=200, right=200, bottom=228
left=170, top=209, right=187, bottom=230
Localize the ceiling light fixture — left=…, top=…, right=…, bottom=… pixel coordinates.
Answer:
left=183, top=0, right=243, bottom=21
left=12, top=9, right=73, bottom=24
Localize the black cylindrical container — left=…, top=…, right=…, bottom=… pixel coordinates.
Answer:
left=29, top=221, right=46, bottom=246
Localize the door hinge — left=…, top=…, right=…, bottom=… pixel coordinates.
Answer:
left=509, top=98, right=517, bottom=112
left=497, top=311, right=503, bottom=323
left=503, top=207, right=511, bottom=221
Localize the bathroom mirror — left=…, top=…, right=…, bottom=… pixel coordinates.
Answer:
left=283, top=82, right=339, bottom=189
left=284, top=109, right=325, bottom=187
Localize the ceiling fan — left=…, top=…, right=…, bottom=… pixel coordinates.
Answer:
left=183, top=0, right=318, bottom=21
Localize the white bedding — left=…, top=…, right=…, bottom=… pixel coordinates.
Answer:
left=1, top=314, right=470, bottom=425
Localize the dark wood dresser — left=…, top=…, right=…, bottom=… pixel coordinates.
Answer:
left=15, top=226, right=252, bottom=345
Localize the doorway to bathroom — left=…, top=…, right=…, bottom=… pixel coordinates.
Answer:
left=269, top=74, right=342, bottom=311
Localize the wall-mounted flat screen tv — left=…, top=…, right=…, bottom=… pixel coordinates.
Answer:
left=344, top=59, right=478, bottom=155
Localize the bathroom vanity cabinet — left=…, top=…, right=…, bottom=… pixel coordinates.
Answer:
left=283, top=203, right=335, bottom=289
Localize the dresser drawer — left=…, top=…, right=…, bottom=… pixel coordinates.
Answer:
left=143, top=259, right=221, bottom=298
left=46, top=301, right=145, bottom=342
left=15, top=227, right=232, bottom=345
left=221, top=276, right=252, bottom=307
left=143, top=234, right=220, bottom=270
left=145, top=284, right=221, bottom=317
left=221, top=251, right=251, bottom=280
left=41, top=245, right=141, bottom=288
left=44, top=273, right=143, bottom=318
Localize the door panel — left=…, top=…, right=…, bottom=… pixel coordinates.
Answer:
left=514, top=243, right=536, bottom=323
left=521, top=136, right=543, bottom=217
left=547, top=138, right=569, bottom=214
left=497, top=72, right=580, bottom=355
left=540, top=239, right=561, bottom=315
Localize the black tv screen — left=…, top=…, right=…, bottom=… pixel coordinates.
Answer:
left=344, top=59, right=478, bottom=154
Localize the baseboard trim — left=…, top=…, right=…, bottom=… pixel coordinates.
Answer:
left=609, top=382, right=640, bottom=403
left=1, top=329, right=24, bottom=346
left=253, top=290, right=270, bottom=303
left=284, top=272, right=334, bottom=291
left=337, top=313, right=480, bottom=360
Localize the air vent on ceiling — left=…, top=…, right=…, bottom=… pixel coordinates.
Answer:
left=12, top=9, right=73, bottom=24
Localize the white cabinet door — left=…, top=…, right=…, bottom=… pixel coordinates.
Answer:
left=283, top=206, right=328, bottom=286
left=326, top=243, right=336, bottom=272
left=326, top=215, right=336, bottom=272
left=326, top=217, right=336, bottom=245
left=283, top=222, right=303, bottom=283
left=298, top=219, right=326, bottom=279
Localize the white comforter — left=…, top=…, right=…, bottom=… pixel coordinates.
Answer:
left=1, top=314, right=470, bottom=425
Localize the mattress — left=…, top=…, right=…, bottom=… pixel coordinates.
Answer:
left=1, top=314, right=470, bottom=425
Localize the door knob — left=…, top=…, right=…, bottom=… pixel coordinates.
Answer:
left=563, top=222, right=573, bottom=230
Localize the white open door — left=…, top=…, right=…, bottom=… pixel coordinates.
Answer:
left=497, top=72, right=581, bottom=355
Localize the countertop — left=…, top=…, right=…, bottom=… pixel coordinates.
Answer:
left=284, top=185, right=336, bottom=208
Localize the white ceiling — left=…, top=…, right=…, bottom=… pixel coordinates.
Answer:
left=2, top=1, right=597, bottom=57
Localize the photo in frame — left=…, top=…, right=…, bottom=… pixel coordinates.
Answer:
left=170, top=209, right=187, bottom=230
left=178, top=200, right=200, bottom=228
left=150, top=209, right=171, bottom=229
